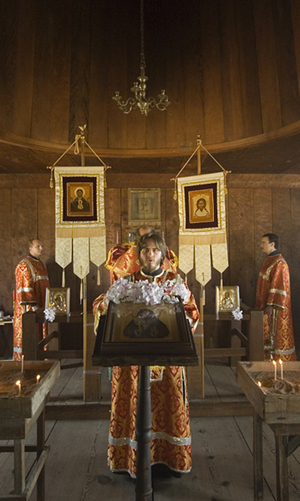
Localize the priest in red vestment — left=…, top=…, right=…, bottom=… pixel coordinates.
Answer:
left=13, top=239, right=50, bottom=360
left=105, top=225, right=178, bottom=283
left=255, top=233, right=296, bottom=361
left=93, top=231, right=199, bottom=478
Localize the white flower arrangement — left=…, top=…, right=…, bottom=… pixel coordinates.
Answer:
left=44, top=307, right=56, bottom=322
left=106, top=277, right=189, bottom=306
left=232, top=307, right=243, bottom=321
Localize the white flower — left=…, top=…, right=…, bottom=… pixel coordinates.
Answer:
left=44, top=307, right=56, bottom=322
left=232, top=307, right=243, bottom=321
left=106, top=277, right=188, bottom=305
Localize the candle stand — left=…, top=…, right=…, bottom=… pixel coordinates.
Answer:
left=237, top=361, right=300, bottom=501
left=0, top=360, right=60, bottom=500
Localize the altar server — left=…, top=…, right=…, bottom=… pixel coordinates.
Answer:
left=255, top=233, right=296, bottom=361
left=13, top=239, right=49, bottom=360
left=93, top=231, right=199, bottom=478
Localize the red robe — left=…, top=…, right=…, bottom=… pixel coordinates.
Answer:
left=13, top=256, right=49, bottom=361
left=93, top=269, right=199, bottom=477
left=105, top=242, right=178, bottom=283
left=255, top=253, right=296, bottom=361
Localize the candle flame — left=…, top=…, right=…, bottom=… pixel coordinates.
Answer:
left=279, top=359, right=282, bottom=365
left=16, top=380, right=21, bottom=387
left=258, top=381, right=262, bottom=387
left=272, top=360, right=276, bottom=366
left=36, top=374, right=41, bottom=383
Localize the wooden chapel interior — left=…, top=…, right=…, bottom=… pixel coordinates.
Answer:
left=0, top=0, right=300, bottom=362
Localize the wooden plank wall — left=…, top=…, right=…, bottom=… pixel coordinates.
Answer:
left=0, top=0, right=300, bottom=153
left=0, top=173, right=299, bottom=357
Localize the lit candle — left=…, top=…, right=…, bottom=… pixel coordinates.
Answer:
left=258, top=381, right=262, bottom=388
left=273, top=360, right=277, bottom=380
left=162, top=231, right=165, bottom=240
left=16, top=380, right=21, bottom=396
left=36, top=374, right=41, bottom=383
left=116, top=231, right=119, bottom=244
left=279, top=359, right=283, bottom=380
left=21, top=354, right=24, bottom=373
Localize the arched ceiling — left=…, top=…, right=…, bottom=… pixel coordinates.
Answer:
left=1, top=0, right=300, bottom=176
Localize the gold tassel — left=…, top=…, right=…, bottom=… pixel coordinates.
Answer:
left=97, top=267, right=100, bottom=286
left=62, top=268, right=65, bottom=288
left=173, top=178, right=178, bottom=200
left=50, top=168, right=54, bottom=188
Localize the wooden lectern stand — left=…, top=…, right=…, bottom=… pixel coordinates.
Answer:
left=92, top=300, right=199, bottom=501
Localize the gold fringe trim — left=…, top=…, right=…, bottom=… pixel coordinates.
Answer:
left=56, top=226, right=106, bottom=238
left=179, top=234, right=226, bottom=245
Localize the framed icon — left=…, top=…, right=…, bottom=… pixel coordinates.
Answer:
left=62, top=176, right=97, bottom=222
left=128, top=188, right=161, bottom=225
left=93, top=299, right=198, bottom=366
left=216, top=285, right=240, bottom=314
left=45, top=287, right=70, bottom=315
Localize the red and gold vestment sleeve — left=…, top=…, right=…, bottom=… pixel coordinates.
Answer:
left=164, top=248, right=178, bottom=273
left=266, top=260, right=290, bottom=310
left=92, top=293, right=109, bottom=334
left=105, top=244, right=140, bottom=283
left=182, top=281, right=199, bottom=332
left=256, top=256, right=290, bottom=311
left=15, top=261, right=36, bottom=303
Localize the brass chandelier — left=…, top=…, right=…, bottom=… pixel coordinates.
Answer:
left=112, top=0, right=171, bottom=116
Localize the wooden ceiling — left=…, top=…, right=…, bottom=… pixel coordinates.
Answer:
left=1, top=0, right=300, bottom=176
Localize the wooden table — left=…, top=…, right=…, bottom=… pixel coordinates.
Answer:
left=0, top=360, right=60, bottom=500
left=237, top=361, right=300, bottom=501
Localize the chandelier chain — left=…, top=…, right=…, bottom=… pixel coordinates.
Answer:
left=140, top=0, right=145, bottom=69
left=112, top=0, right=171, bottom=115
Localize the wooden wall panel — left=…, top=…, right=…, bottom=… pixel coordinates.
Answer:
left=31, top=1, right=52, bottom=141
left=68, top=1, right=91, bottom=143
left=273, top=0, right=300, bottom=126
left=88, top=1, right=109, bottom=148
left=228, top=188, right=255, bottom=307
left=13, top=1, right=36, bottom=137
left=182, top=5, right=204, bottom=145
left=290, top=188, right=300, bottom=346
left=0, top=2, right=18, bottom=134
left=49, top=1, right=72, bottom=145
left=164, top=188, right=179, bottom=256
left=253, top=188, right=273, bottom=276
left=1, top=168, right=300, bottom=354
left=107, top=1, right=128, bottom=149
left=1, top=0, right=300, bottom=154
left=125, top=1, right=147, bottom=150
left=291, top=0, right=300, bottom=97
left=11, top=189, right=38, bottom=268
left=0, top=189, right=12, bottom=312
left=37, top=188, right=55, bottom=263
left=200, top=1, right=225, bottom=144
left=252, top=0, right=282, bottom=132
left=272, top=188, right=292, bottom=262
left=164, top=6, right=185, bottom=149
left=219, top=1, right=243, bottom=141
left=145, top=6, right=167, bottom=150
left=236, top=0, right=262, bottom=137
left=105, top=188, right=121, bottom=249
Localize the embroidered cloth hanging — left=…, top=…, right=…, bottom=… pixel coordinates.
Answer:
left=177, top=172, right=228, bottom=285
left=54, top=166, right=106, bottom=282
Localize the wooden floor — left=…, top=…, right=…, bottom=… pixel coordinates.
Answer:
left=1, top=359, right=300, bottom=500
